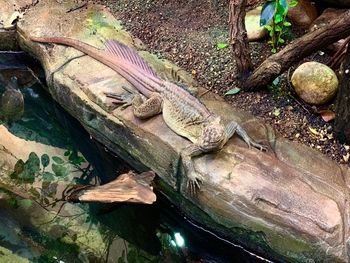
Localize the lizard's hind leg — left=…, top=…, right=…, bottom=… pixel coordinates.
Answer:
left=133, top=92, right=163, bottom=119
left=105, top=91, right=135, bottom=110
left=105, top=91, right=162, bottom=118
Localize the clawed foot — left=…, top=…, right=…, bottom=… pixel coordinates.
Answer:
left=247, top=140, right=268, bottom=152
left=186, top=171, right=204, bottom=195
left=104, top=91, right=134, bottom=110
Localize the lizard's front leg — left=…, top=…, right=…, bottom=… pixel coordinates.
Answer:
left=225, top=121, right=267, bottom=151
left=181, top=144, right=205, bottom=195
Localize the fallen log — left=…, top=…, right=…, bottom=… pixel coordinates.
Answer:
left=242, top=10, right=350, bottom=91
left=66, top=171, right=156, bottom=204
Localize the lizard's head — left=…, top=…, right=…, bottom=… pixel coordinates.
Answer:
left=199, top=116, right=226, bottom=151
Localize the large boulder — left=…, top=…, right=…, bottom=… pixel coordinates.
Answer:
left=291, top=62, right=338, bottom=105
left=2, top=0, right=350, bottom=262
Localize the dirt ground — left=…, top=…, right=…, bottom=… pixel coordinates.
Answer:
left=96, top=0, right=349, bottom=164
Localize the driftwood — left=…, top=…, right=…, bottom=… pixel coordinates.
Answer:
left=229, top=0, right=252, bottom=81
left=67, top=171, right=157, bottom=204
left=239, top=10, right=350, bottom=90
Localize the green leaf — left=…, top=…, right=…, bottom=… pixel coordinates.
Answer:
left=43, top=198, right=50, bottom=205
left=41, top=154, right=50, bottom=168
left=288, top=0, right=298, bottom=7
left=260, top=1, right=277, bottom=26
left=272, top=77, right=280, bottom=86
left=274, top=14, right=282, bottom=23
left=217, top=43, right=229, bottom=49
left=225, top=87, right=241, bottom=96
left=52, top=156, right=64, bottom=164
left=283, top=21, right=292, bottom=26
left=278, top=37, right=285, bottom=43
left=27, top=152, right=40, bottom=174
left=68, top=151, right=85, bottom=166
left=277, top=0, right=288, bottom=14
left=18, top=199, right=32, bottom=209
left=264, top=25, right=273, bottom=31
left=7, top=198, right=19, bottom=209
left=271, top=48, right=277, bottom=53
left=42, top=172, right=55, bottom=182
left=16, top=153, right=40, bottom=183
left=13, top=159, right=25, bottom=175
left=275, top=25, right=282, bottom=31
left=279, top=0, right=288, bottom=8
left=52, top=163, right=69, bottom=177
left=17, top=169, right=35, bottom=183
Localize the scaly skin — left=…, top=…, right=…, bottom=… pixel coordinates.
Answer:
left=30, top=36, right=266, bottom=193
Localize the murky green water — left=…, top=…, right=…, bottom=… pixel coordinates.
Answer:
left=0, top=52, right=270, bottom=263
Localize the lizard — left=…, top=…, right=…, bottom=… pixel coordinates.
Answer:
left=30, top=36, right=266, bottom=193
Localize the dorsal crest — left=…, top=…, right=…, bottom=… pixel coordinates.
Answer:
left=104, top=40, right=157, bottom=77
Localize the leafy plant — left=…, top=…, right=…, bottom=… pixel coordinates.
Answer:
left=9, top=150, right=88, bottom=207
left=260, top=0, right=298, bottom=53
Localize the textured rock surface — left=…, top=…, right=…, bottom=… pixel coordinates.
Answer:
left=245, top=6, right=267, bottom=41
left=291, top=62, right=338, bottom=105
left=0, top=0, right=349, bottom=262
left=287, top=0, right=318, bottom=28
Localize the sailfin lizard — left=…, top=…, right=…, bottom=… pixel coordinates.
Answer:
left=30, top=36, right=266, bottom=194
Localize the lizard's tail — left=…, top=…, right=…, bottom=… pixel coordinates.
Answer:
left=30, top=36, right=163, bottom=96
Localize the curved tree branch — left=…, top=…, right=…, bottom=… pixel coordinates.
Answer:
left=229, top=0, right=252, bottom=82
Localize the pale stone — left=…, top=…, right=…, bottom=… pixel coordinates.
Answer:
left=245, top=6, right=267, bottom=42
left=291, top=62, right=338, bottom=105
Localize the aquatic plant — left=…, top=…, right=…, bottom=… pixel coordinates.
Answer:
left=9, top=149, right=89, bottom=208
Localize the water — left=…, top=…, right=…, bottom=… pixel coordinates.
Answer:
left=0, top=52, right=270, bottom=263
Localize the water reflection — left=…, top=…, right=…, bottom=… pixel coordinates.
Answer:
left=0, top=51, right=269, bottom=263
